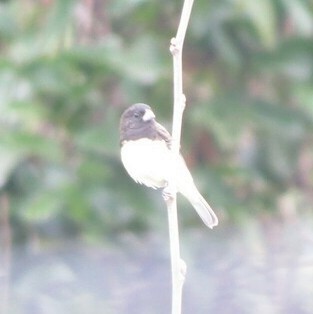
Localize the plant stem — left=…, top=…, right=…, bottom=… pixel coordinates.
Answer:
left=165, top=0, right=194, bottom=313
left=166, top=198, right=186, bottom=314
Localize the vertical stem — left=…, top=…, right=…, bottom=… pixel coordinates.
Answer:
left=166, top=1, right=194, bottom=313
left=166, top=201, right=183, bottom=314
left=171, top=43, right=184, bottom=154
left=171, top=0, right=194, bottom=154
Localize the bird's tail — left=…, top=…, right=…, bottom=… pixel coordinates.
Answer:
left=178, top=182, right=218, bottom=228
left=176, top=156, right=218, bottom=228
left=188, top=190, right=218, bottom=228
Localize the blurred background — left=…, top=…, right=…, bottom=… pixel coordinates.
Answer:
left=0, top=0, right=313, bottom=313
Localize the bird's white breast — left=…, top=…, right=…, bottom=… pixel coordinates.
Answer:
left=121, top=139, right=174, bottom=189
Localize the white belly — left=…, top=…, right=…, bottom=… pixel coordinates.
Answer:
left=121, top=139, right=174, bottom=189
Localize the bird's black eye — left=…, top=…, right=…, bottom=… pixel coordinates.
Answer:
left=134, top=112, right=140, bottom=118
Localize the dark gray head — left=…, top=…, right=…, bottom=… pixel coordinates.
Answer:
left=120, top=103, right=156, bottom=143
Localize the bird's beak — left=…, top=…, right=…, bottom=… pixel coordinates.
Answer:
left=142, top=109, right=155, bottom=121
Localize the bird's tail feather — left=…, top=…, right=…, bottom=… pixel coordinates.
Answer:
left=189, top=191, right=218, bottom=228
left=176, top=156, right=218, bottom=228
left=182, top=188, right=218, bottom=229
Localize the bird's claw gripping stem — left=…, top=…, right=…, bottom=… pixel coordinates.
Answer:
left=162, top=185, right=177, bottom=202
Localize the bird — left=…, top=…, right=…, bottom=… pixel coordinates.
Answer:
left=119, top=103, right=218, bottom=228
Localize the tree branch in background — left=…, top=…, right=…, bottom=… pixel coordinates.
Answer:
left=0, top=194, right=11, bottom=314
left=163, top=1, right=194, bottom=313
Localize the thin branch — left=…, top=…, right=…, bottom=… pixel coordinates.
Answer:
left=164, top=1, right=195, bottom=313
left=170, top=0, right=194, bottom=154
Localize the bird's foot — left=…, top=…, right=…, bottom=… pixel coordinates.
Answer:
left=162, top=184, right=176, bottom=202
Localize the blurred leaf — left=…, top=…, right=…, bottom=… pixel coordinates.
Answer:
left=284, top=0, right=313, bottom=36
left=236, top=0, right=276, bottom=48
left=21, top=191, right=62, bottom=223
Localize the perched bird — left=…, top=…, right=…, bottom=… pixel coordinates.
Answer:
left=119, top=103, right=218, bottom=228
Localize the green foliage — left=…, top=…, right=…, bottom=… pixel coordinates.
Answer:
left=0, top=0, right=312, bottom=243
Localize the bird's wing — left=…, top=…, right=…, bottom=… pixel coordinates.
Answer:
left=154, top=121, right=172, bottom=148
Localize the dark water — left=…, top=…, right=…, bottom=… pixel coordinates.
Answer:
left=7, top=216, right=313, bottom=314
